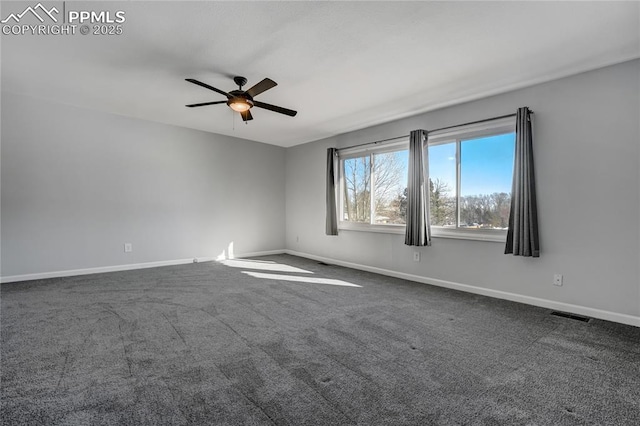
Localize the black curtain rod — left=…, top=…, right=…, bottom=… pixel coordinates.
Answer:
left=336, top=109, right=533, bottom=153
left=336, top=135, right=407, bottom=152
left=429, top=112, right=520, bottom=133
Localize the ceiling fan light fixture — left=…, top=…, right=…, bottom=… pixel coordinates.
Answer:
left=228, top=98, right=252, bottom=112
left=185, top=76, right=296, bottom=119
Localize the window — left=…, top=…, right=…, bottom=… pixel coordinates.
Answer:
left=428, top=117, right=515, bottom=240
left=339, top=139, right=408, bottom=232
left=337, top=117, right=515, bottom=240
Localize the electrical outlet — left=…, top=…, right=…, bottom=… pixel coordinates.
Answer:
left=124, top=243, right=133, bottom=253
left=413, top=252, right=420, bottom=262
left=553, top=274, right=563, bottom=286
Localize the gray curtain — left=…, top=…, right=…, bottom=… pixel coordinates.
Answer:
left=405, top=130, right=431, bottom=246
left=325, top=147, right=338, bottom=236
left=505, top=107, right=540, bottom=257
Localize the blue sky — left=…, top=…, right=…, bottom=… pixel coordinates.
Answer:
left=429, top=133, right=515, bottom=196
left=346, top=132, right=515, bottom=199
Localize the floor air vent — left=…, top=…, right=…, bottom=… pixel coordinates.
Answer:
left=550, top=311, right=592, bottom=323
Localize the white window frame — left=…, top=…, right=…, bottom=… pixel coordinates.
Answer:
left=336, top=117, right=515, bottom=241
left=338, top=137, right=409, bottom=234
left=428, top=116, right=515, bottom=242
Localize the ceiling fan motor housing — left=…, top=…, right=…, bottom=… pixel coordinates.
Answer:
left=233, top=76, right=248, bottom=89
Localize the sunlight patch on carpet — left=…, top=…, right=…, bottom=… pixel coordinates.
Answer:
left=241, top=271, right=361, bottom=287
left=220, top=259, right=314, bottom=274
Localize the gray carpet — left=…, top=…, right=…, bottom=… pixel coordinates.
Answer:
left=2, top=254, right=639, bottom=425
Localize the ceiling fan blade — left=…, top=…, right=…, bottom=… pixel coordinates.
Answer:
left=185, top=101, right=227, bottom=108
left=240, top=110, right=253, bottom=121
left=185, top=78, right=231, bottom=98
left=246, top=78, right=277, bottom=98
left=253, top=101, right=297, bottom=117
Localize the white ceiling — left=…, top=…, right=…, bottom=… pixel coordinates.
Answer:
left=2, top=1, right=639, bottom=147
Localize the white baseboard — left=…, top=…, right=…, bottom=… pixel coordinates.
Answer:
left=0, top=250, right=286, bottom=284
left=4, top=248, right=637, bottom=328
left=232, top=250, right=286, bottom=259
left=284, top=249, right=640, bottom=328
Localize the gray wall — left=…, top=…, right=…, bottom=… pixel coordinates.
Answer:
left=286, top=59, right=640, bottom=318
left=1, top=92, right=286, bottom=277
left=3, top=60, right=639, bottom=321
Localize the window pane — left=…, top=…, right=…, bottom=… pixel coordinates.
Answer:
left=428, top=143, right=457, bottom=227
left=460, top=133, right=515, bottom=229
left=343, top=156, right=371, bottom=223
left=373, top=150, right=408, bottom=224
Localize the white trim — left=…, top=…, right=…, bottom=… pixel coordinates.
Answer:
left=232, top=250, right=286, bottom=259
left=336, top=225, right=506, bottom=242
left=0, top=250, right=286, bottom=283
left=431, top=227, right=507, bottom=242
left=4, top=248, right=637, bottom=328
left=338, top=223, right=406, bottom=235
left=284, top=249, right=640, bottom=328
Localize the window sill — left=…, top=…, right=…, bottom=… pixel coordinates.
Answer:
left=431, top=228, right=507, bottom=243
left=338, top=222, right=406, bottom=235
left=338, top=223, right=507, bottom=242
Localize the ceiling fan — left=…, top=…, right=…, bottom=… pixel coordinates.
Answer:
left=185, top=76, right=297, bottom=122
